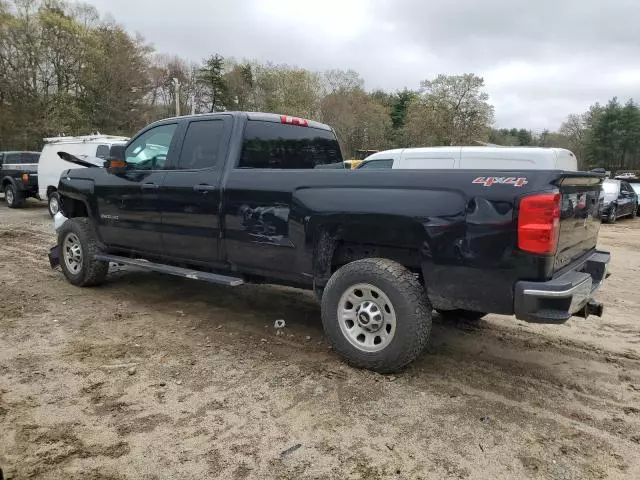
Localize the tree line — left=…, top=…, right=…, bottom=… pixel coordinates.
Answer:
left=1, top=0, right=638, bottom=171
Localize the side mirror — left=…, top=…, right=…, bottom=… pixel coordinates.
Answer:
left=103, top=145, right=127, bottom=171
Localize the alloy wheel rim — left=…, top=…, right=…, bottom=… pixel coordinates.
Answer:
left=63, top=232, right=83, bottom=274
left=337, top=283, right=397, bottom=353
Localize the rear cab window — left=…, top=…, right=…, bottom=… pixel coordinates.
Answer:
left=20, top=153, right=40, bottom=164
left=5, top=153, right=19, bottom=165
left=239, top=120, right=343, bottom=169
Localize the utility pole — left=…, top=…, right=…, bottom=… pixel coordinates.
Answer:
left=172, top=78, right=180, bottom=116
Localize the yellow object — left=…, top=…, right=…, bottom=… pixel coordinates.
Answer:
left=344, top=159, right=364, bottom=169
left=344, top=150, right=378, bottom=169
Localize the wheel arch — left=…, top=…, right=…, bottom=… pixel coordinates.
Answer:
left=2, top=176, right=17, bottom=188
left=310, top=215, right=429, bottom=293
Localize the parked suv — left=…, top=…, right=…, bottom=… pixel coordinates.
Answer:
left=0, top=151, right=41, bottom=208
left=600, top=179, right=638, bottom=223
left=50, top=112, right=610, bottom=372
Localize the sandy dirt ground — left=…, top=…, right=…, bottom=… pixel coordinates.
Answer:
left=1, top=199, right=640, bottom=480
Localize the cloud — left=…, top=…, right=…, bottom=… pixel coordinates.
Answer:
left=87, top=0, right=640, bottom=130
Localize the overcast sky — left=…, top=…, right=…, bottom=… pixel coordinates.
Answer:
left=88, top=0, right=640, bottom=130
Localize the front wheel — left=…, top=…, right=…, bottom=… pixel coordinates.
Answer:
left=321, top=258, right=432, bottom=373
left=58, top=218, right=108, bottom=287
left=607, top=206, right=617, bottom=224
left=48, top=191, right=61, bottom=217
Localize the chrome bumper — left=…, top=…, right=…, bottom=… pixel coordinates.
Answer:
left=514, top=250, right=610, bottom=323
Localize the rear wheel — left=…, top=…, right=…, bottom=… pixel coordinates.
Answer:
left=4, top=184, right=24, bottom=208
left=48, top=191, right=61, bottom=217
left=436, top=309, right=487, bottom=321
left=58, top=218, right=108, bottom=287
left=321, top=258, right=431, bottom=373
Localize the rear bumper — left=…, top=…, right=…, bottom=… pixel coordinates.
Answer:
left=514, top=250, right=610, bottom=323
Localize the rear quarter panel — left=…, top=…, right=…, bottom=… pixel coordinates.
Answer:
left=222, top=169, right=560, bottom=314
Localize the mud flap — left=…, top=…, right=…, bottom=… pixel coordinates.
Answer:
left=48, top=245, right=60, bottom=269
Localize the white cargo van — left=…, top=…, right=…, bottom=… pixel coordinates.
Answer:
left=38, top=135, right=128, bottom=216
left=357, top=147, right=579, bottom=171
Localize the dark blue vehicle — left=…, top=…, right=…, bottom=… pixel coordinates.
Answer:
left=600, top=179, right=638, bottom=223
left=50, top=112, right=610, bottom=372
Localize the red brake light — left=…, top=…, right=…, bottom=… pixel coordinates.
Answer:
left=518, top=193, right=561, bottom=255
left=280, top=115, right=308, bottom=127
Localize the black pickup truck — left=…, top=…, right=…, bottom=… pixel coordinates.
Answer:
left=50, top=112, right=610, bottom=372
left=1, top=151, right=41, bottom=207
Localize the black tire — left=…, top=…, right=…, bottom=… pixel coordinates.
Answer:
left=632, top=205, right=638, bottom=219
left=321, top=258, right=432, bottom=373
left=57, top=218, right=108, bottom=287
left=436, top=309, right=487, bottom=321
left=48, top=191, right=61, bottom=217
left=4, top=183, right=24, bottom=208
left=607, top=206, right=617, bottom=224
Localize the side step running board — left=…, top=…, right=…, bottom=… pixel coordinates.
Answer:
left=94, top=254, right=244, bottom=287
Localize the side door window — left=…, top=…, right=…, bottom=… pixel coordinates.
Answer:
left=125, top=124, right=178, bottom=170
left=175, top=119, right=226, bottom=170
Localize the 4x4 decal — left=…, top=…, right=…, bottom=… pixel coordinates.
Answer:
left=472, top=176, right=529, bottom=187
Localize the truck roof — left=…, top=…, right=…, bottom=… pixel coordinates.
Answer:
left=157, top=111, right=333, bottom=132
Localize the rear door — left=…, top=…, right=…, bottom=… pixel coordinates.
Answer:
left=222, top=117, right=343, bottom=278
left=554, top=175, right=603, bottom=271
left=159, top=116, right=232, bottom=264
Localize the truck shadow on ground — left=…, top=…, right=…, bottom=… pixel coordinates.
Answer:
left=98, top=268, right=628, bottom=387
left=98, top=269, right=639, bottom=447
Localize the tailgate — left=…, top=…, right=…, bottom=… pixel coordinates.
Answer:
left=554, top=174, right=602, bottom=271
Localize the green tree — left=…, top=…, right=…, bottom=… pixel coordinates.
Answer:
left=403, top=73, right=494, bottom=146
left=198, top=54, right=228, bottom=112
left=321, top=88, right=391, bottom=158
left=620, top=99, right=640, bottom=169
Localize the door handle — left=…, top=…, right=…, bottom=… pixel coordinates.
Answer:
left=193, top=184, right=217, bottom=192
left=141, top=183, right=159, bottom=190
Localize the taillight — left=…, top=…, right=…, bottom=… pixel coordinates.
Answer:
left=518, top=192, right=561, bottom=254
left=280, top=115, right=309, bottom=127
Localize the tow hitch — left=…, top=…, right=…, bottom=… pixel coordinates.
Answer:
left=575, top=299, right=604, bottom=319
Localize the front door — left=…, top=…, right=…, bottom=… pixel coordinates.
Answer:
left=95, top=122, right=180, bottom=253
left=159, top=116, right=232, bottom=264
